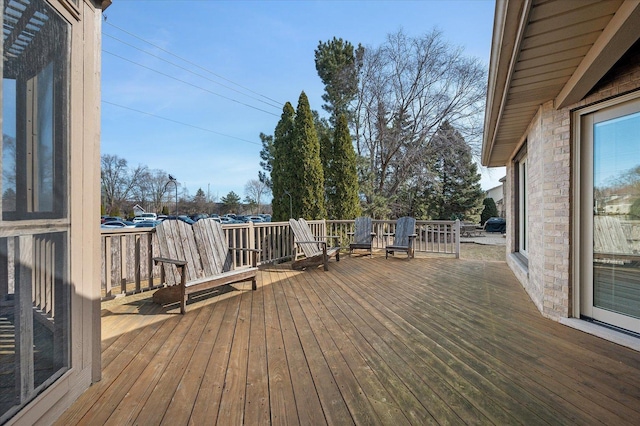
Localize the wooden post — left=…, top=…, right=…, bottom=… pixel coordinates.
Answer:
left=16, top=235, right=34, bottom=403
left=455, top=219, right=461, bottom=259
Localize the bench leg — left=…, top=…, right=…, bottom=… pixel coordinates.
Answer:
left=252, top=277, right=257, bottom=291
left=178, top=264, right=187, bottom=314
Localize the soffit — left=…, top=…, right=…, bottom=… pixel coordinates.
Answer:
left=482, top=0, right=640, bottom=167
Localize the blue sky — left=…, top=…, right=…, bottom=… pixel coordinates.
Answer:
left=101, top=0, right=503, bottom=200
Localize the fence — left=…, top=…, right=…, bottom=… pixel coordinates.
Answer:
left=100, top=219, right=460, bottom=300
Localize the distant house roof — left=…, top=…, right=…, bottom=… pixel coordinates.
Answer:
left=482, top=0, right=640, bottom=167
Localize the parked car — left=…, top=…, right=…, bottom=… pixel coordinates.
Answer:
left=219, top=216, right=241, bottom=224
left=245, top=215, right=265, bottom=223
left=132, top=213, right=158, bottom=223
left=101, top=220, right=135, bottom=229
left=484, top=217, right=506, bottom=233
left=133, top=220, right=161, bottom=228
left=258, top=214, right=271, bottom=222
left=161, top=215, right=196, bottom=225
left=101, top=215, right=123, bottom=224
left=190, top=213, right=209, bottom=222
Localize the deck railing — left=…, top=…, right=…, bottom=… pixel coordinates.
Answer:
left=100, top=219, right=460, bottom=300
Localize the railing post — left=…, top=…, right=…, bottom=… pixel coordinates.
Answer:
left=455, top=219, right=460, bottom=259
left=120, top=234, right=127, bottom=295
left=248, top=221, right=255, bottom=267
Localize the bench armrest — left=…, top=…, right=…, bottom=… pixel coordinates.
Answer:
left=228, top=247, right=261, bottom=267
left=153, top=257, right=187, bottom=267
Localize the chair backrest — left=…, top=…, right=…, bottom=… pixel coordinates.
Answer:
left=289, top=218, right=321, bottom=257
left=155, top=219, right=203, bottom=285
left=353, top=216, right=373, bottom=244
left=394, top=216, right=416, bottom=247
left=193, top=218, right=233, bottom=275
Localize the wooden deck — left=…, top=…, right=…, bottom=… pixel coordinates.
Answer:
left=57, top=254, right=640, bottom=425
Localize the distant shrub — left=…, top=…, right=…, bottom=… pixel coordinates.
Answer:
left=480, top=198, right=498, bottom=225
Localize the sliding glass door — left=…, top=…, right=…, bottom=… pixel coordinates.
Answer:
left=581, top=98, right=640, bottom=334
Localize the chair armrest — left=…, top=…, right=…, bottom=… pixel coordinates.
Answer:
left=153, top=257, right=187, bottom=267
left=296, top=240, right=327, bottom=246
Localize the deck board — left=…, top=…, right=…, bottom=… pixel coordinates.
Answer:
left=56, top=254, right=640, bottom=425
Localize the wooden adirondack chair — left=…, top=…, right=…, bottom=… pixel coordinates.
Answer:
left=289, top=218, right=340, bottom=270
left=385, top=216, right=417, bottom=259
left=153, top=218, right=259, bottom=313
left=349, top=216, right=375, bottom=256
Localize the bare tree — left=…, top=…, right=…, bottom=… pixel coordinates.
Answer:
left=354, top=29, right=487, bottom=206
left=101, top=154, right=147, bottom=215
left=132, top=168, right=171, bottom=213
left=244, top=179, right=271, bottom=214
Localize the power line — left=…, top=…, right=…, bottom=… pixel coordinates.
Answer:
left=102, top=100, right=262, bottom=146
left=103, top=32, right=282, bottom=110
left=104, top=21, right=284, bottom=106
left=103, top=50, right=280, bottom=117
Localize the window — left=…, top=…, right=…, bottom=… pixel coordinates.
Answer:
left=0, top=0, right=71, bottom=422
left=578, top=93, right=640, bottom=335
left=514, top=144, right=528, bottom=260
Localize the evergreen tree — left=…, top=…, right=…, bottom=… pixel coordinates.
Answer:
left=270, top=102, right=296, bottom=221
left=221, top=191, right=241, bottom=215
left=420, top=121, right=484, bottom=221
left=292, top=91, right=326, bottom=219
left=258, top=132, right=274, bottom=188
left=193, top=188, right=207, bottom=213
left=480, top=197, right=498, bottom=225
left=315, top=37, right=364, bottom=125
left=327, top=114, right=361, bottom=219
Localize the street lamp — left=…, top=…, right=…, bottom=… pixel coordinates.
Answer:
left=283, top=190, right=292, bottom=219
left=164, top=175, right=178, bottom=216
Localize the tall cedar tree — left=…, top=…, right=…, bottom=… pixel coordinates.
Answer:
left=480, top=197, right=498, bottom=225
left=257, top=132, right=274, bottom=188
left=421, top=121, right=484, bottom=220
left=292, top=92, right=326, bottom=219
left=314, top=37, right=364, bottom=125
left=326, top=114, right=361, bottom=219
left=270, top=102, right=296, bottom=221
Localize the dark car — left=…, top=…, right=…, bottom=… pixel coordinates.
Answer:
left=161, top=215, right=196, bottom=225
left=484, top=217, right=506, bottom=233
left=101, top=220, right=135, bottom=229
left=133, top=220, right=161, bottom=228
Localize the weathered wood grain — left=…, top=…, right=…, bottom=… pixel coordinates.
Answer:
left=57, top=255, right=640, bottom=425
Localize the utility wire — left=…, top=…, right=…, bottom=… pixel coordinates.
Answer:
left=104, top=21, right=284, bottom=107
left=104, top=50, right=280, bottom=117
left=103, top=32, right=282, bottom=110
left=102, top=100, right=261, bottom=146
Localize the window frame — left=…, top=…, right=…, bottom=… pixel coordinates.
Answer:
left=514, top=143, right=528, bottom=263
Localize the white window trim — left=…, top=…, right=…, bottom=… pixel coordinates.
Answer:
left=572, top=90, right=640, bottom=320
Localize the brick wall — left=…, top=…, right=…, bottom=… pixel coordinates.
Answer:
left=505, top=45, right=640, bottom=320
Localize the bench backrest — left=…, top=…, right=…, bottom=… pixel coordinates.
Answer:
left=155, top=219, right=203, bottom=285
left=594, top=215, right=629, bottom=254
left=193, top=218, right=233, bottom=275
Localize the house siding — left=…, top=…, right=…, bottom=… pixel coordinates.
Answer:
left=505, top=51, right=640, bottom=321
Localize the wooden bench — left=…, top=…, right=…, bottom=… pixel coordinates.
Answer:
left=289, top=218, right=340, bottom=270
left=461, top=223, right=484, bottom=237
left=153, top=218, right=259, bottom=313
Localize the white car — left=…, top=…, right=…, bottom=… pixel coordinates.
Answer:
left=133, top=213, right=158, bottom=223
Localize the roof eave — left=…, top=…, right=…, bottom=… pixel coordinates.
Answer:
left=481, top=0, right=532, bottom=167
